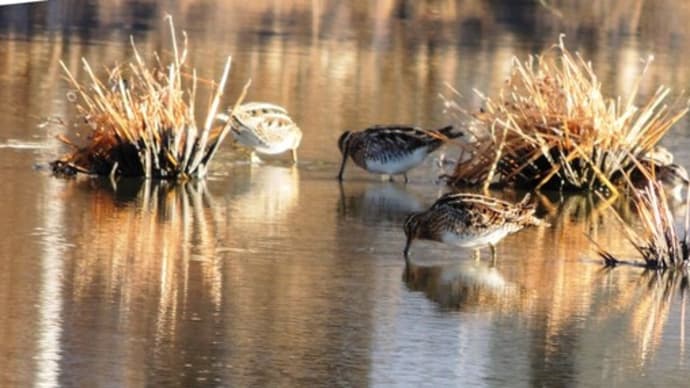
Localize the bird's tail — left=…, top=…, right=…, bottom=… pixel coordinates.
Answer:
left=517, top=193, right=550, bottom=227
left=435, top=125, right=463, bottom=139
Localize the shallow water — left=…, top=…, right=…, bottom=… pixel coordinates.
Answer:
left=1, top=1, right=690, bottom=387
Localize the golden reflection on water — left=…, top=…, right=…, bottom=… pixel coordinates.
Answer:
left=66, top=179, right=225, bottom=335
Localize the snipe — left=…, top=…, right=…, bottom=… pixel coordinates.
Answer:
left=403, top=192, right=547, bottom=261
left=218, top=102, right=302, bottom=163
left=336, top=125, right=462, bottom=182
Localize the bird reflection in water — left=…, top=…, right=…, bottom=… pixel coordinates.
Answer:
left=403, top=259, right=521, bottom=311
left=229, top=164, right=300, bottom=225
left=337, top=182, right=424, bottom=225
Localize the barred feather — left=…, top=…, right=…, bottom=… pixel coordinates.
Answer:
left=403, top=192, right=547, bottom=255
left=338, top=125, right=461, bottom=177
left=226, top=102, right=302, bottom=159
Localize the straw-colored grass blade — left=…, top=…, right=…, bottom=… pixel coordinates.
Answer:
left=51, top=17, right=248, bottom=180
left=443, top=38, right=688, bottom=194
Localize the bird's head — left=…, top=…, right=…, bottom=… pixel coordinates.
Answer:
left=337, top=131, right=353, bottom=155
left=403, top=212, right=422, bottom=257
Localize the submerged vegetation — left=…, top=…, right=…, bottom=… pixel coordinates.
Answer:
left=443, top=36, right=688, bottom=194
left=51, top=16, right=248, bottom=180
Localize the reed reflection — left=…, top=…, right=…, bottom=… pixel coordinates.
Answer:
left=591, top=268, right=689, bottom=368
left=536, top=192, right=633, bottom=252
left=502, top=193, right=689, bottom=385
left=55, top=178, right=227, bottom=385
left=630, top=270, right=687, bottom=365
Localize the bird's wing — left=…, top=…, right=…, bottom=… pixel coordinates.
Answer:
left=238, top=102, right=288, bottom=116
left=432, top=193, right=523, bottom=225
left=362, top=125, right=438, bottom=153
left=232, top=111, right=298, bottom=147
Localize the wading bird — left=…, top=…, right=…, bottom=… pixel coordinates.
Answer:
left=336, top=125, right=462, bottom=182
left=218, top=102, right=302, bottom=163
left=403, top=192, right=547, bottom=261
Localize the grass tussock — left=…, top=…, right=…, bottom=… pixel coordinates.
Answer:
left=443, top=36, right=688, bottom=194
left=51, top=16, right=249, bottom=180
left=593, top=178, right=690, bottom=270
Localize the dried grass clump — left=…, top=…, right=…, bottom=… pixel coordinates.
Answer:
left=443, top=36, right=688, bottom=194
left=51, top=16, right=248, bottom=180
left=593, top=179, right=690, bottom=270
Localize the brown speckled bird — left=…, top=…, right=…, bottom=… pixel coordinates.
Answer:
left=403, top=192, right=547, bottom=260
left=336, top=125, right=462, bottom=182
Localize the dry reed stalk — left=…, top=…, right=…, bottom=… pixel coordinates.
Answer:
left=443, top=35, right=688, bottom=194
left=594, top=178, right=690, bottom=270
left=51, top=16, right=249, bottom=180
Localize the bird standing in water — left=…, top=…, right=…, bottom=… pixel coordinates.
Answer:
left=218, top=102, right=302, bottom=163
left=336, top=125, right=462, bottom=182
left=403, top=192, right=547, bottom=261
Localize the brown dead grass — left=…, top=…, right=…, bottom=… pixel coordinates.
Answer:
left=443, top=36, right=688, bottom=194
left=593, top=178, right=690, bottom=270
left=51, top=16, right=249, bottom=180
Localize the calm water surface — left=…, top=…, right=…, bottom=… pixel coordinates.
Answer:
left=1, top=1, right=690, bottom=387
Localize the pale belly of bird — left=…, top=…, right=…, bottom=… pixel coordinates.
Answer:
left=235, top=133, right=295, bottom=155
left=363, top=147, right=429, bottom=175
left=255, top=140, right=294, bottom=155
left=439, top=226, right=516, bottom=248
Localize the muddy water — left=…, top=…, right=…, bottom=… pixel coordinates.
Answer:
left=1, top=1, right=690, bottom=387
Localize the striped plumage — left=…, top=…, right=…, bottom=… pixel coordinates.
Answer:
left=219, top=102, right=302, bottom=163
left=403, top=192, right=546, bottom=259
left=337, top=125, right=462, bottom=182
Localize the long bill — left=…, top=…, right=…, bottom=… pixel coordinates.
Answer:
left=403, top=235, right=413, bottom=258
left=336, top=149, right=349, bottom=181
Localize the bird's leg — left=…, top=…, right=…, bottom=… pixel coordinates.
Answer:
left=403, top=173, right=408, bottom=183
left=291, top=148, right=298, bottom=164
left=338, top=180, right=347, bottom=214
left=473, top=249, right=480, bottom=261
left=336, top=150, right=348, bottom=181
left=490, top=244, right=497, bottom=266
